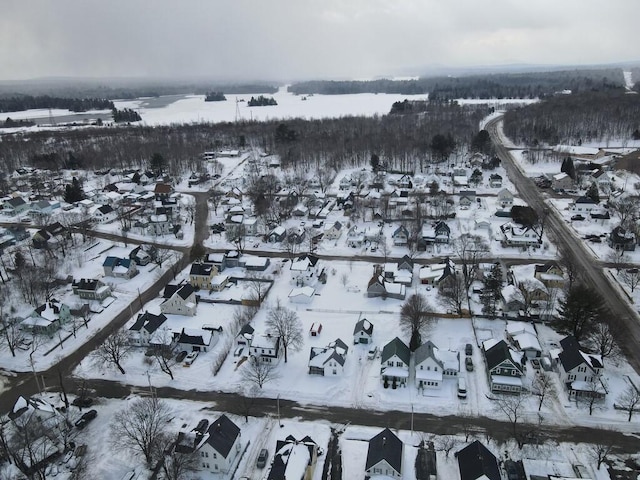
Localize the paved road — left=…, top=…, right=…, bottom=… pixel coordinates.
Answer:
left=487, top=117, right=640, bottom=374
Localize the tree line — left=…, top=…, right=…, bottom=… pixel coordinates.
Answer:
left=503, top=90, right=640, bottom=146
left=0, top=95, right=114, bottom=113
left=289, top=68, right=626, bottom=98
left=112, top=107, right=142, bottom=123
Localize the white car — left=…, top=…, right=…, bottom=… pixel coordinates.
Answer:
left=184, top=351, right=199, bottom=366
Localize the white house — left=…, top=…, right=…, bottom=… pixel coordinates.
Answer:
left=497, top=189, right=514, bottom=209
left=380, top=337, right=410, bottom=388
left=160, top=284, right=197, bottom=316
left=92, top=204, right=117, bottom=223
left=290, top=254, right=323, bottom=287
left=288, top=286, right=315, bottom=304
left=414, top=341, right=459, bottom=389
left=249, top=332, right=281, bottom=363
left=184, top=414, right=242, bottom=475
left=558, top=335, right=606, bottom=399
left=365, top=428, right=403, bottom=479
left=175, top=327, right=216, bottom=353
left=570, top=196, right=599, bottom=213
left=308, top=338, right=349, bottom=376
left=129, top=312, right=168, bottom=347
left=353, top=318, right=374, bottom=345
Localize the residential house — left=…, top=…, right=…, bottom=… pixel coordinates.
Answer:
left=103, top=256, right=138, bottom=279
left=206, top=253, right=227, bottom=272
left=72, top=278, right=112, bottom=301
left=197, top=415, right=242, bottom=474
left=161, top=284, right=197, bottom=316
left=609, top=225, right=636, bottom=251
left=290, top=254, right=323, bottom=287
left=497, top=188, right=514, bottom=209
left=505, top=321, right=541, bottom=359
left=558, top=335, right=606, bottom=399
left=483, top=339, right=525, bottom=393
left=551, top=172, right=573, bottom=191
left=353, top=318, right=374, bottom=345
left=380, top=337, right=410, bottom=388
left=414, top=341, right=459, bottom=389
left=346, top=226, right=365, bottom=248
left=236, top=324, right=254, bottom=347
left=244, top=256, right=270, bottom=271
left=592, top=169, right=612, bottom=193
left=129, top=244, right=156, bottom=266
left=534, top=261, right=565, bottom=289
left=488, top=173, right=503, bottom=188
left=323, top=221, right=343, bottom=241
left=455, top=441, right=500, bottom=480
left=268, top=226, right=286, bottom=243
left=570, top=196, right=598, bottom=213
left=365, top=428, right=403, bottom=478
left=92, top=204, right=117, bottom=223
left=419, top=257, right=456, bottom=286
left=367, top=274, right=406, bottom=300
left=32, top=222, right=69, bottom=250
left=268, top=435, right=318, bottom=480
left=288, top=286, right=315, bottom=304
left=175, top=327, right=216, bottom=352
left=249, top=332, right=281, bottom=363
left=459, top=190, right=476, bottom=209
left=3, top=197, right=29, bottom=216
left=129, top=312, right=169, bottom=347
left=154, top=183, right=173, bottom=201
left=499, top=222, right=541, bottom=248
left=189, top=262, right=219, bottom=289
left=391, top=225, right=410, bottom=246
left=308, top=338, right=349, bottom=376
left=21, top=300, right=71, bottom=335
left=420, top=221, right=451, bottom=248
left=8, top=395, right=59, bottom=426
left=397, top=174, right=413, bottom=189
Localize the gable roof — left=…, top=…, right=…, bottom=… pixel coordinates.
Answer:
left=456, top=440, right=500, bottom=480
left=190, top=262, right=215, bottom=277
left=72, top=278, right=102, bottom=292
left=129, top=311, right=167, bottom=334
left=177, top=328, right=212, bottom=346
left=381, top=337, right=410, bottom=365
left=353, top=318, right=374, bottom=336
left=365, top=428, right=403, bottom=473
left=414, top=341, right=443, bottom=368
left=163, top=283, right=195, bottom=300
left=484, top=340, right=523, bottom=373
left=201, top=414, right=240, bottom=458
left=559, top=335, right=603, bottom=372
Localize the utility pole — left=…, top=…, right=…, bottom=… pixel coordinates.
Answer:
left=277, top=394, right=282, bottom=427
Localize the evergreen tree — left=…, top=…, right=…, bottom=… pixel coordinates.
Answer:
left=481, top=262, right=503, bottom=318
left=561, top=157, right=576, bottom=179
left=64, top=176, right=85, bottom=203
left=551, top=284, right=604, bottom=342
left=150, top=153, right=166, bottom=177
left=586, top=182, right=600, bottom=203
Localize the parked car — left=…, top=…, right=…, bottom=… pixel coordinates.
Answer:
left=74, top=410, right=97, bottom=429
left=257, top=448, right=269, bottom=468
left=465, top=343, right=473, bottom=356
left=530, top=358, right=541, bottom=370
left=457, top=377, right=467, bottom=399
left=571, top=214, right=585, bottom=221
left=72, top=397, right=93, bottom=408
left=175, top=350, right=188, bottom=362
left=367, top=346, right=378, bottom=360
left=184, top=351, right=199, bottom=366
left=465, top=357, right=474, bottom=372
left=234, top=347, right=244, bottom=357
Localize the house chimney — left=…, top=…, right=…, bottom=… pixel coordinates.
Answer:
left=382, top=436, right=386, bottom=446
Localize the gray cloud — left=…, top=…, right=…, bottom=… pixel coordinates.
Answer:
left=1, top=0, right=638, bottom=81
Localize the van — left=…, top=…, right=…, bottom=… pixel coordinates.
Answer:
left=457, top=377, right=467, bottom=399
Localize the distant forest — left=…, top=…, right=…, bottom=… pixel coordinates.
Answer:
left=0, top=82, right=279, bottom=101
left=0, top=103, right=488, bottom=179
left=204, top=92, right=226, bottom=102
left=503, top=90, right=640, bottom=146
left=288, top=68, right=626, bottom=99
left=0, top=95, right=114, bottom=113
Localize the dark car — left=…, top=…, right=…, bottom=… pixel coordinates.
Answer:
left=571, top=214, right=585, bottom=221
left=257, top=448, right=269, bottom=468
left=72, top=397, right=93, bottom=408
left=175, top=350, right=188, bottom=362
left=465, top=356, right=474, bottom=372
left=75, top=410, right=97, bottom=429
left=194, top=419, right=209, bottom=434
left=465, top=343, right=473, bottom=356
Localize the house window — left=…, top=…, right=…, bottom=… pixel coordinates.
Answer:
left=387, top=361, right=393, bottom=367
left=333, top=369, right=337, bottom=375
left=425, top=366, right=429, bottom=370
left=434, top=367, right=438, bottom=372
left=569, top=374, right=575, bottom=381
left=396, top=361, right=403, bottom=367
left=213, top=453, right=217, bottom=459
left=511, top=370, right=516, bottom=376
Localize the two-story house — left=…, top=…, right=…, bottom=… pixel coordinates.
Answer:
left=308, top=339, right=349, bottom=376
left=189, top=262, right=219, bottom=290
left=290, top=254, right=323, bottom=287
left=414, top=341, right=459, bottom=389
left=380, top=337, right=410, bottom=388
left=455, top=441, right=500, bottom=480
left=558, top=335, right=606, bottom=399
left=129, top=311, right=169, bottom=347
left=365, top=428, right=403, bottom=479
left=72, top=278, right=112, bottom=301
left=160, top=284, right=197, bottom=316
left=249, top=332, right=281, bottom=363
left=483, top=339, right=525, bottom=393
left=497, top=188, right=514, bottom=209
left=391, top=225, right=410, bottom=246
left=534, top=261, right=565, bottom=289
left=353, top=318, right=374, bottom=345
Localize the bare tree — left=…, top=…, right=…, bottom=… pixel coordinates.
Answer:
left=266, top=300, right=304, bottom=363
left=399, top=294, right=433, bottom=351
left=225, top=224, right=247, bottom=254
left=588, top=434, right=615, bottom=470
left=605, top=249, right=627, bottom=273
left=531, top=371, right=556, bottom=412
left=588, top=322, right=620, bottom=361
left=616, top=383, right=640, bottom=422
left=620, top=268, right=640, bottom=293
left=241, top=356, right=279, bottom=389
left=433, top=435, right=458, bottom=458
left=579, top=379, right=605, bottom=416
left=454, top=234, right=489, bottom=314
left=0, top=317, right=25, bottom=358
left=152, top=333, right=178, bottom=380
left=559, top=250, right=579, bottom=290
left=610, top=197, right=638, bottom=228
left=110, top=397, right=172, bottom=466
left=438, top=275, right=465, bottom=316
left=247, top=274, right=269, bottom=305
left=492, top=393, right=529, bottom=448
left=159, top=433, right=200, bottom=480
left=91, top=329, right=133, bottom=374
left=8, top=412, right=61, bottom=479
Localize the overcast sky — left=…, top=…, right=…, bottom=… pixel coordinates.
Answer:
left=1, top=0, right=638, bottom=82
